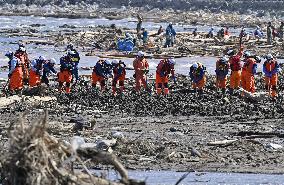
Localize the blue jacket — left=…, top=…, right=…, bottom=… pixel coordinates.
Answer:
left=254, top=29, right=263, bottom=38
left=8, top=57, right=20, bottom=74
left=263, top=60, right=280, bottom=77
left=95, top=61, right=112, bottom=78
left=43, top=62, right=57, bottom=77
left=60, top=56, right=74, bottom=71
left=189, top=65, right=205, bottom=83
left=30, top=59, right=43, bottom=73
left=166, top=25, right=176, bottom=37
left=69, top=49, right=80, bottom=63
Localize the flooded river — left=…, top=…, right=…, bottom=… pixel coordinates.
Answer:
left=93, top=170, right=284, bottom=185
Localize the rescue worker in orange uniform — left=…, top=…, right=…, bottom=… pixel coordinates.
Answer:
left=241, top=51, right=257, bottom=94
left=156, top=58, right=176, bottom=95
left=92, top=59, right=112, bottom=91
left=58, top=54, right=74, bottom=93
left=189, top=62, right=206, bottom=94
left=29, top=56, right=46, bottom=88
left=227, top=46, right=244, bottom=94
left=215, top=57, right=229, bottom=94
left=263, top=54, right=280, bottom=98
left=5, top=51, right=24, bottom=92
left=14, top=44, right=30, bottom=84
left=111, top=59, right=126, bottom=95
left=133, top=51, right=149, bottom=92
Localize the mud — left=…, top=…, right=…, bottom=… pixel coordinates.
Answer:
left=1, top=75, right=284, bottom=174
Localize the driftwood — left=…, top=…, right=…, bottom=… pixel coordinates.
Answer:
left=0, top=110, right=144, bottom=185
left=208, top=139, right=238, bottom=146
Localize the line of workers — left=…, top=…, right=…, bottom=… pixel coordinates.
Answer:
left=4, top=44, right=280, bottom=98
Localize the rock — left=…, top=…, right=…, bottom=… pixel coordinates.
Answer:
left=266, top=143, right=283, bottom=150
left=30, top=23, right=45, bottom=27
left=70, top=115, right=88, bottom=131
left=111, top=131, right=124, bottom=139
left=59, top=24, right=77, bottom=29
left=169, top=127, right=177, bottom=132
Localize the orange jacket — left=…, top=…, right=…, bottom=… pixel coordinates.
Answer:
left=242, top=58, right=257, bottom=75
left=133, top=58, right=149, bottom=75
left=156, top=60, right=175, bottom=77
left=229, top=48, right=243, bottom=71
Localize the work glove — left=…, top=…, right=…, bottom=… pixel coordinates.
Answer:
left=36, top=70, right=42, bottom=76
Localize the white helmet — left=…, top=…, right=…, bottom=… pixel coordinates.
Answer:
left=5, top=51, right=14, bottom=58
left=19, top=47, right=26, bottom=52
left=125, top=32, right=131, bottom=38
left=168, top=58, right=176, bottom=65
left=67, top=49, right=76, bottom=55
left=192, top=62, right=198, bottom=68
left=221, top=56, right=229, bottom=63
left=227, top=49, right=234, bottom=56
left=266, top=54, right=273, bottom=60
left=112, top=59, right=119, bottom=65
left=50, top=58, right=56, bottom=64
left=38, top=56, right=46, bottom=61
left=137, top=51, right=145, bottom=57
left=104, top=59, right=111, bottom=65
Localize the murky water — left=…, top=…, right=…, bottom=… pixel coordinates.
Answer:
left=93, top=170, right=284, bottom=185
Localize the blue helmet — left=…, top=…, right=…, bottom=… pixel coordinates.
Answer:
left=5, top=51, right=14, bottom=58
left=220, top=57, right=229, bottom=63
left=67, top=43, right=74, bottom=49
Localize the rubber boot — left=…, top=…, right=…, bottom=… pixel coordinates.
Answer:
left=101, top=85, right=105, bottom=92
left=112, top=86, right=117, bottom=96
left=119, top=86, right=124, bottom=94
left=157, top=88, right=162, bottom=95
left=164, top=88, right=169, bottom=95
left=58, top=82, right=64, bottom=92
left=66, top=87, right=71, bottom=94
left=229, top=88, right=233, bottom=95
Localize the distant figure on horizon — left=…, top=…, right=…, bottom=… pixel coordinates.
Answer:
left=136, top=14, right=143, bottom=39
left=206, top=27, right=214, bottom=38
left=254, top=26, right=264, bottom=40
left=164, top=23, right=176, bottom=48
left=267, top=22, right=273, bottom=44
left=193, top=27, right=198, bottom=37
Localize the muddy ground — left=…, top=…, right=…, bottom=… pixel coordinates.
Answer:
left=1, top=75, right=284, bottom=174
left=0, top=5, right=284, bottom=175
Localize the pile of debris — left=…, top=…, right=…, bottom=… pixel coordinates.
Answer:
left=0, top=111, right=144, bottom=185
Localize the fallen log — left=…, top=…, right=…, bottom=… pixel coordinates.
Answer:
left=207, top=139, right=238, bottom=146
